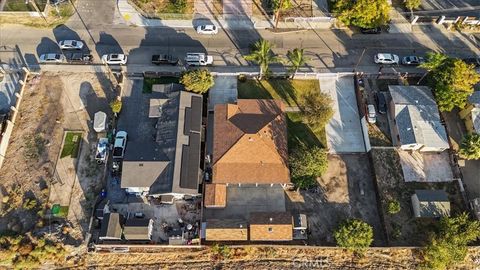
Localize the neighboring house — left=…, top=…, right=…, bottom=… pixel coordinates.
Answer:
left=203, top=99, right=296, bottom=242
left=459, top=91, right=480, bottom=134
left=123, top=219, right=154, bottom=241
left=388, top=86, right=449, bottom=152
left=121, top=88, right=203, bottom=198
left=411, top=190, right=451, bottom=218
left=99, top=213, right=122, bottom=241
left=205, top=219, right=248, bottom=241
left=249, top=212, right=293, bottom=241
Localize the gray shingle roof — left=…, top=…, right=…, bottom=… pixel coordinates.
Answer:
left=468, top=91, right=480, bottom=105
left=389, top=86, right=449, bottom=149
left=121, top=88, right=203, bottom=196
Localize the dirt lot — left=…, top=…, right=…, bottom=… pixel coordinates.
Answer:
left=0, top=72, right=115, bottom=242
left=286, top=154, right=386, bottom=246
left=371, top=148, right=467, bottom=246
left=82, top=246, right=480, bottom=269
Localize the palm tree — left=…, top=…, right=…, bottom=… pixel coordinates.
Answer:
left=287, top=48, right=307, bottom=78
left=245, top=39, right=278, bottom=80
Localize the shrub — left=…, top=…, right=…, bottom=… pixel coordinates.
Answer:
left=334, top=219, right=374, bottom=254
left=289, top=146, right=328, bottom=189
left=211, top=244, right=232, bottom=260
left=110, top=99, right=122, bottom=114
left=180, top=69, right=214, bottom=94
left=458, top=133, right=480, bottom=160
left=298, top=89, right=334, bottom=130
left=387, top=199, right=401, bottom=215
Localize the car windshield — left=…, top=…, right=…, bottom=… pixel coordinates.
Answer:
left=110, top=54, right=119, bottom=59
left=71, top=41, right=77, bottom=46
left=55, top=55, right=61, bottom=60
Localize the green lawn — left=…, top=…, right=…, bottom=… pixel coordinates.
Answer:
left=143, top=76, right=180, bottom=93
left=237, top=79, right=321, bottom=107
left=287, top=112, right=326, bottom=150
left=60, top=132, right=82, bottom=158
left=3, top=0, right=47, bottom=11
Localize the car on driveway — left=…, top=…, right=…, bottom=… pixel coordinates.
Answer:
left=367, top=104, right=376, bottom=124
left=196, top=25, right=218, bottom=35
left=39, top=53, right=66, bottom=63
left=112, top=131, right=127, bottom=159
left=401, top=56, right=425, bottom=66
left=151, top=54, right=179, bottom=65
left=374, top=53, right=399, bottom=64
left=58, top=40, right=84, bottom=50
left=360, top=27, right=381, bottom=34
left=102, top=54, right=127, bottom=65
left=375, top=92, right=387, bottom=114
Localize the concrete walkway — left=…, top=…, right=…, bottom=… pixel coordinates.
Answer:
left=117, top=0, right=331, bottom=29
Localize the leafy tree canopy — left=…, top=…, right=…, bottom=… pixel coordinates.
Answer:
left=405, top=0, right=421, bottom=10
left=420, top=52, right=480, bottom=111
left=334, top=219, right=374, bottom=253
left=422, top=213, right=480, bottom=270
left=334, top=0, right=390, bottom=28
left=459, top=133, right=480, bottom=160
left=298, top=89, right=334, bottom=129
left=289, top=146, right=328, bottom=189
left=180, top=69, right=214, bottom=94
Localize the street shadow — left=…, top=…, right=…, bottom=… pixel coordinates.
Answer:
left=36, top=37, right=60, bottom=57
left=96, top=31, right=124, bottom=57
left=52, top=25, right=91, bottom=54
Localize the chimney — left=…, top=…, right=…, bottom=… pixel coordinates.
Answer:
left=226, top=104, right=238, bottom=119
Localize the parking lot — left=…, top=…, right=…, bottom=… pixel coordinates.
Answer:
left=286, top=154, right=386, bottom=246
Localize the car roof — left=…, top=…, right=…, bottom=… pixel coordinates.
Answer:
left=116, top=131, right=127, bottom=137
left=202, top=25, right=215, bottom=29
left=377, top=53, right=394, bottom=59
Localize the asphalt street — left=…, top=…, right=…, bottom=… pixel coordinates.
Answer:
left=1, top=7, right=479, bottom=74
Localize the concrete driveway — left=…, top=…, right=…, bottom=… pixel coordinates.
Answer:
left=208, top=75, right=237, bottom=111
left=321, top=75, right=365, bottom=153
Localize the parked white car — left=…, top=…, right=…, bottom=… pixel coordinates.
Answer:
left=374, top=53, right=399, bottom=64
left=367, top=104, right=376, bottom=124
left=185, top=53, right=213, bottom=66
left=196, top=25, right=218, bottom=35
left=112, top=131, right=127, bottom=159
left=102, top=54, right=128, bottom=65
left=58, top=40, right=84, bottom=50
left=39, top=53, right=66, bottom=63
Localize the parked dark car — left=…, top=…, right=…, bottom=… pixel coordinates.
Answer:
left=360, top=27, right=382, bottom=34
left=401, top=56, right=425, bottom=66
left=66, top=53, right=93, bottom=64
left=375, top=92, right=387, bottom=114
left=151, top=54, right=179, bottom=65
left=461, top=57, right=480, bottom=67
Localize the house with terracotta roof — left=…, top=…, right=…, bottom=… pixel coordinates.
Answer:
left=203, top=99, right=295, bottom=242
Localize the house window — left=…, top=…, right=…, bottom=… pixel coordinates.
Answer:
left=268, top=227, right=273, bottom=232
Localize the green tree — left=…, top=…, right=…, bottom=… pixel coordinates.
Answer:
left=334, top=219, right=374, bottom=254
left=420, top=52, right=480, bottom=111
left=109, top=99, right=122, bottom=115
left=387, top=199, right=401, bottom=215
left=180, top=69, right=214, bottom=94
left=298, top=89, right=334, bottom=129
left=458, top=133, right=480, bottom=160
left=287, top=48, right=307, bottom=77
left=334, top=0, right=390, bottom=28
left=404, top=0, right=421, bottom=17
left=245, top=39, right=278, bottom=80
left=422, top=213, right=480, bottom=270
left=289, top=146, right=328, bottom=189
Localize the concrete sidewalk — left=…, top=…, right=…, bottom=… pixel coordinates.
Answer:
left=117, top=0, right=332, bottom=29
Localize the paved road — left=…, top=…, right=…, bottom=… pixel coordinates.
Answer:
left=1, top=22, right=479, bottom=74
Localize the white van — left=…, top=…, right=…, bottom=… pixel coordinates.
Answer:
left=185, top=53, right=213, bottom=66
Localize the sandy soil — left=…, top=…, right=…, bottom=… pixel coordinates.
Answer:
left=0, top=72, right=115, bottom=241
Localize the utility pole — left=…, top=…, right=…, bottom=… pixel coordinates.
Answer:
left=26, top=0, right=48, bottom=23
left=274, top=0, right=285, bottom=29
